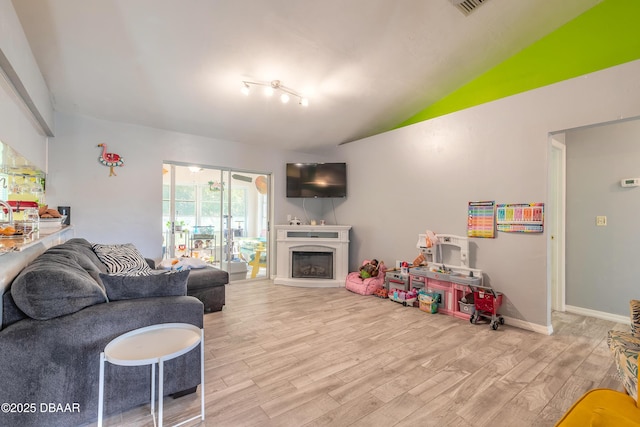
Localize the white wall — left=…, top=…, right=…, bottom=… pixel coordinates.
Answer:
left=0, top=0, right=52, bottom=169
left=46, top=112, right=322, bottom=258
left=331, top=59, right=640, bottom=329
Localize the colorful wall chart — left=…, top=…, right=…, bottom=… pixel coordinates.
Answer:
left=467, top=201, right=496, bottom=238
left=496, top=203, right=544, bottom=233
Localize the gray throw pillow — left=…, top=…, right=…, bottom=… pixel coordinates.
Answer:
left=99, top=270, right=190, bottom=301
left=11, top=252, right=108, bottom=320
left=92, top=243, right=154, bottom=276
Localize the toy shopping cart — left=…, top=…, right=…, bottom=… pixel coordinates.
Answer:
left=469, top=285, right=504, bottom=330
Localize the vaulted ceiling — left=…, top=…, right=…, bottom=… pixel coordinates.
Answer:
left=13, top=0, right=603, bottom=153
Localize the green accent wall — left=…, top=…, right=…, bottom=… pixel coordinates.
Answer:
left=397, top=0, right=640, bottom=129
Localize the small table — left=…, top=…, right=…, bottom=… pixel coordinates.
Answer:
left=98, top=323, right=205, bottom=427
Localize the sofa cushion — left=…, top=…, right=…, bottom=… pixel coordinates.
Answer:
left=92, top=243, right=154, bottom=276
left=11, top=251, right=108, bottom=321
left=100, top=270, right=190, bottom=301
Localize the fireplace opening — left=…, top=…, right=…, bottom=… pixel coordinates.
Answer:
left=291, top=251, right=334, bottom=279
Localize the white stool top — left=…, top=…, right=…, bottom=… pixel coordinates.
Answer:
left=104, top=323, right=202, bottom=366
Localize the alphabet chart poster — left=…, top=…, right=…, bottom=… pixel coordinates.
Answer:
left=496, top=203, right=544, bottom=233
left=467, top=201, right=496, bottom=238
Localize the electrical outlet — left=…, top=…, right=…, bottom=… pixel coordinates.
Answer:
left=596, top=216, right=607, bottom=226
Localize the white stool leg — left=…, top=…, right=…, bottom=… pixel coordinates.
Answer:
left=98, top=352, right=105, bottom=427
left=200, top=329, right=205, bottom=421
left=159, top=359, right=164, bottom=427
left=151, top=362, right=156, bottom=423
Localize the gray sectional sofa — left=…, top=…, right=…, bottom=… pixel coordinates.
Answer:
left=0, top=238, right=227, bottom=427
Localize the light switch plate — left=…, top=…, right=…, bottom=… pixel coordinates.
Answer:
left=596, top=216, right=607, bottom=226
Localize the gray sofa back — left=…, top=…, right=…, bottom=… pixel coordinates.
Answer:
left=3, top=238, right=109, bottom=326
left=0, top=242, right=49, bottom=329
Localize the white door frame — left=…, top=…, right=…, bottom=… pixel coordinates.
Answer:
left=548, top=134, right=566, bottom=319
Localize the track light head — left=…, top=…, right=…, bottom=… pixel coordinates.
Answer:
left=240, top=79, right=308, bottom=107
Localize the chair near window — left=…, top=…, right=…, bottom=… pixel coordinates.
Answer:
left=555, top=300, right=640, bottom=426
left=249, top=242, right=267, bottom=278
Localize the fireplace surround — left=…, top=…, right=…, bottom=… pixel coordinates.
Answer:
left=274, top=225, right=351, bottom=287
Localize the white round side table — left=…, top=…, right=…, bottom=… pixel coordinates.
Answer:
left=97, top=323, right=205, bottom=427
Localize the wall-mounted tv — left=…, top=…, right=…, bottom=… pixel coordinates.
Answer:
left=286, top=163, right=347, bottom=198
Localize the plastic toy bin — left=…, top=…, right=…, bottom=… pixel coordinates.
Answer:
left=458, top=301, right=475, bottom=315
left=419, top=299, right=438, bottom=313
left=418, top=292, right=438, bottom=313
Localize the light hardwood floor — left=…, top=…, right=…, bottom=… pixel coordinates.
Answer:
left=95, top=279, right=627, bottom=427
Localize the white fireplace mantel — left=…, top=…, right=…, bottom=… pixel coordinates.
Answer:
left=274, top=225, right=351, bottom=287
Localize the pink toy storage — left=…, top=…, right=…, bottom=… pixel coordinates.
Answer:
left=345, top=260, right=387, bottom=295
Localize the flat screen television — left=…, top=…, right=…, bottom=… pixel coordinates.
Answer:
left=286, top=163, right=347, bottom=198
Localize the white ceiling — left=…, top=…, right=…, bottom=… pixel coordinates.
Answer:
left=12, top=0, right=599, bottom=153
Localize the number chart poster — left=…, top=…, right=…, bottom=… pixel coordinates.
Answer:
left=496, top=203, right=544, bottom=233
left=467, top=201, right=496, bottom=238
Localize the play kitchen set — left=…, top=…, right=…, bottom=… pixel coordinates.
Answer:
left=383, top=233, right=504, bottom=329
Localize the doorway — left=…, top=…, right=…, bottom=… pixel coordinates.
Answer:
left=162, top=163, right=270, bottom=281
left=549, top=135, right=566, bottom=319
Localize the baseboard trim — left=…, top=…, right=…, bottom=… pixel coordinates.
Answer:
left=503, top=316, right=554, bottom=335
left=505, top=306, right=630, bottom=336
left=564, top=305, right=630, bottom=325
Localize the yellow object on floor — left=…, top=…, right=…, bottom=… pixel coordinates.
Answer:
left=557, top=300, right=640, bottom=425
left=554, top=388, right=640, bottom=426
left=249, top=243, right=267, bottom=278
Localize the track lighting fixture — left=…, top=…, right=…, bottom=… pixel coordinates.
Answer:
left=241, top=79, right=309, bottom=106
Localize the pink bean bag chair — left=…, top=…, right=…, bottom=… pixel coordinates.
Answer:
left=345, top=260, right=387, bottom=295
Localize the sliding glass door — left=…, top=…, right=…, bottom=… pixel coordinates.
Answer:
left=162, top=163, right=270, bottom=281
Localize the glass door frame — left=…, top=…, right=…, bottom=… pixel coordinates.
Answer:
left=163, top=161, right=271, bottom=280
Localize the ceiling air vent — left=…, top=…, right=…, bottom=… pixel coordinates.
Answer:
left=450, top=0, right=490, bottom=16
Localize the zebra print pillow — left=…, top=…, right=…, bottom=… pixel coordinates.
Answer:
left=92, top=243, right=154, bottom=276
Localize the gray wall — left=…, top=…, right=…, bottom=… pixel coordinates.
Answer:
left=566, top=119, right=640, bottom=315
left=329, top=59, right=640, bottom=330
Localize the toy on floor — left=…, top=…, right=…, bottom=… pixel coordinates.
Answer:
left=469, top=285, right=504, bottom=330
left=374, top=288, right=388, bottom=299
left=389, top=288, right=418, bottom=307
left=345, top=259, right=387, bottom=295
left=418, top=291, right=439, bottom=314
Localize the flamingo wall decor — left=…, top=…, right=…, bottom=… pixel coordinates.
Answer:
left=97, top=143, right=124, bottom=176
